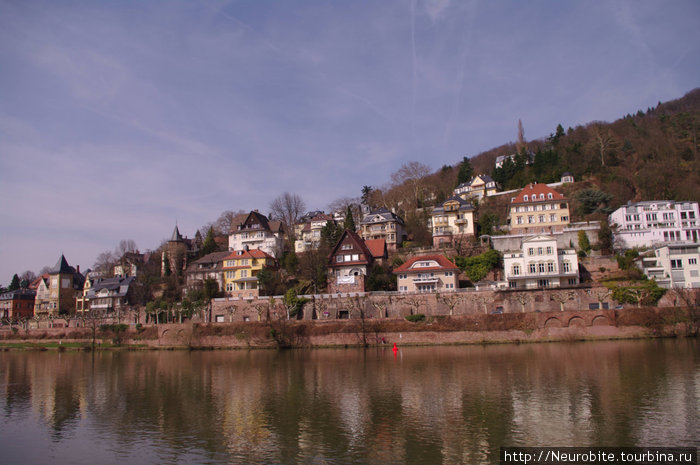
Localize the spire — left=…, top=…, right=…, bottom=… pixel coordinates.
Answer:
left=171, top=225, right=183, bottom=242
left=51, top=254, right=72, bottom=274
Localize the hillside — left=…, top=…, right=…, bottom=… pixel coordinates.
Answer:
left=366, top=88, right=700, bottom=240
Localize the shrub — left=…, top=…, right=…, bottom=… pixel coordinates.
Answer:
left=405, top=314, right=426, bottom=323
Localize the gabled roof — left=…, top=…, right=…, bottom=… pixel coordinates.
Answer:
left=471, top=174, right=495, bottom=184
left=364, top=239, right=387, bottom=259
left=223, top=249, right=275, bottom=262
left=522, top=234, right=558, bottom=243
left=361, top=208, right=405, bottom=225
left=328, top=230, right=373, bottom=266
left=393, top=255, right=459, bottom=273
left=432, top=196, right=475, bottom=214
left=86, top=276, right=134, bottom=298
left=190, top=251, right=231, bottom=266
left=511, top=183, right=565, bottom=204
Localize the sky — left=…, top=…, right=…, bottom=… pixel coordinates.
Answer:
left=1, top=0, right=699, bottom=283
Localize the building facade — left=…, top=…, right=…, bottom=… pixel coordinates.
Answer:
left=327, top=230, right=386, bottom=293
left=222, top=249, right=276, bottom=299
left=294, top=213, right=334, bottom=253
left=228, top=211, right=285, bottom=258
left=508, top=183, right=570, bottom=235
left=0, top=288, right=36, bottom=320
left=609, top=201, right=700, bottom=250
left=454, top=174, right=498, bottom=200
left=429, top=196, right=476, bottom=248
left=83, top=276, right=135, bottom=313
left=185, top=251, right=230, bottom=295
left=502, top=235, right=579, bottom=289
left=393, top=255, right=459, bottom=293
left=359, top=208, right=406, bottom=251
left=636, top=243, right=700, bottom=289
left=34, top=255, right=84, bottom=316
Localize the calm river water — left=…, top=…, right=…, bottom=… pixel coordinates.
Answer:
left=0, top=339, right=698, bottom=465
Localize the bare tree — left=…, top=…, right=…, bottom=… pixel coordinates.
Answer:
left=370, top=297, right=390, bottom=319
left=390, top=161, right=432, bottom=208
left=115, top=239, right=138, bottom=256
left=590, top=123, right=617, bottom=167
left=94, top=251, right=118, bottom=276
left=550, top=290, right=577, bottom=312
left=214, top=210, right=247, bottom=235
left=508, top=292, right=532, bottom=313
left=473, top=294, right=492, bottom=314
left=402, top=296, right=426, bottom=316
left=436, top=293, right=464, bottom=316
left=516, top=119, right=526, bottom=153
left=269, top=192, right=307, bottom=242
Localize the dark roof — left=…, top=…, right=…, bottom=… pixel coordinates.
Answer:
left=328, top=230, right=374, bottom=266
left=361, top=208, right=405, bottom=225
left=191, top=251, right=231, bottom=266
left=171, top=225, right=183, bottom=242
left=432, top=196, right=475, bottom=213
left=50, top=255, right=74, bottom=274
left=86, top=276, right=134, bottom=298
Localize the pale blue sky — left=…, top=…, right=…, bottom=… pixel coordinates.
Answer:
left=1, top=0, right=699, bottom=283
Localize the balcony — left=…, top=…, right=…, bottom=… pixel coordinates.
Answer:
left=454, top=218, right=468, bottom=224
left=412, top=276, right=439, bottom=284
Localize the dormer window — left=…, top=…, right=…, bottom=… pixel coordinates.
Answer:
left=547, top=193, right=553, bottom=199
left=540, top=194, right=545, bottom=200
left=523, top=195, right=528, bottom=201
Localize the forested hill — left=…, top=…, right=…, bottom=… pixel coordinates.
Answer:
left=469, top=88, right=700, bottom=206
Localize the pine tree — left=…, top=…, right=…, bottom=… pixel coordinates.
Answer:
left=456, top=156, right=474, bottom=186
left=344, top=205, right=356, bottom=232
left=200, top=227, right=218, bottom=256
left=8, top=274, right=20, bottom=291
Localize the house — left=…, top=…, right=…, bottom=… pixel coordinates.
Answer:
left=228, top=210, right=285, bottom=258
left=502, top=235, right=579, bottom=289
left=507, top=183, right=570, bottom=235
left=454, top=174, right=498, bottom=200
left=185, top=251, right=231, bottom=294
left=560, top=172, right=574, bottom=184
left=0, top=288, right=36, bottom=320
left=359, top=208, right=406, bottom=251
left=162, top=225, right=199, bottom=276
left=635, top=243, right=700, bottom=289
left=495, top=151, right=534, bottom=169
left=393, top=255, right=459, bottom=293
left=429, top=196, right=476, bottom=248
left=222, top=249, right=277, bottom=299
left=34, top=255, right=85, bottom=316
left=113, top=252, right=145, bottom=277
left=327, top=230, right=386, bottom=293
left=83, top=276, right=135, bottom=313
left=294, top=213, right=335, bottom=253
left=609, top=200, right=700, bottom=250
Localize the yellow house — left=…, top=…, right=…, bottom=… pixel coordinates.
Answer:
left=429, top=196, right=476, bottom=248
left=222, top=249, right=276, bottom=299
left=508, top=183, right=570, bottom=235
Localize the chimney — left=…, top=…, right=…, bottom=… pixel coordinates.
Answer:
left=76, top=265, right=80, bottom=274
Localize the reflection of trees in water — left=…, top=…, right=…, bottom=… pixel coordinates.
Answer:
left=0, top=339, right=697, bottom=464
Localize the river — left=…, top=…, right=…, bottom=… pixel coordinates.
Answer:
left=0, top=339, right=697, bottom=465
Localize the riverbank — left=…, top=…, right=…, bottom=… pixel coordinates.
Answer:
left=1, top=306, right=696, bottom=350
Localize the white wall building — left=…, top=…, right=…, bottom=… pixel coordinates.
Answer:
left=609, top=200, right=700, bottom=250
left=636, top=243, right=700, bottom=289
left=502, top=235, right=579, bottom=289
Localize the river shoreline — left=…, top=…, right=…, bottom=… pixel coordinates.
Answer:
left=1, top=306, right=696, bottom=350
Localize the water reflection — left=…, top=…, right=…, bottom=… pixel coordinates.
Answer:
left=0, top=339, right=698, bottom=465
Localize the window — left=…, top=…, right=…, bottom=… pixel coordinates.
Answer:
left=509, top=281, right=517, bottom=288
left=524, top=195, right=529, bottom=201
left=336, top=256, right=343, bottom=262
left=547, top=193, right=553, bottom=199
left=689, top=258, right=697, bottom=265
left=563, top=262, right=571, bottom=273
left=240, top=270, right=248, bottom=278
left=342, top=244, right=353, bottom=250
left=671, top=259, right=682, bottom=269
left=528, top=216, right=534, bottom=224
left=512, top=265, right=520, bottom=276
left=538, top=263, right=545, bottom=273
left=528, top=248, right=535, bottom=256
left=546, top=247, right=553, bottom=254
left=539, top=215, right=545, bottom=223
left=547, top=263, right=555, bottom=272
left=517, top=216, right=523, bottom=225
left=539, top=194, right=545, bottom=200
left=529, top=264, right=537, bottom=273
left=537, top=247, right=543, bottom=255
left=550, top=214, right=557, bottom=222
left=445, top=271, right=453, bottom=277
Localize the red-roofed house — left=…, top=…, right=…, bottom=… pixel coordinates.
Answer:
left=223, top=249, right=277, bottom=299
left=508, top=183, right=570, bottom=234
left=393, top=255, right=459, bottom=293
left=328, top=231, right=386, bottom=293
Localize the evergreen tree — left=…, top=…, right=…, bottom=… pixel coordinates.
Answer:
left=200, top=227, right=218, bottom=256
left=344, top=205, right=356, bottom=232
left=321, top=220, right=343, bottom=248
left=8, top=274, right=20, bottom=291
left=578, top=230, right=591, bottom=254
left=456, top=156, right=474, bottom=186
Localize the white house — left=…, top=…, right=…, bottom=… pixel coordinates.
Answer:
left=228, top=211, right=285, bottom=258
left=609, top=201, right=700, bottom=250
left=502, top=235, right=579, bottom=289
left=636, top=243, right=700, bottom=289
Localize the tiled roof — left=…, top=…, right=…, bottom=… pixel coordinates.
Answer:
left=364, top=239, right=387, bottom=259
left=223, top=249, right=275, bottom=261
left=393, top=255, right=459, bottom=273
left=511, top=183, right=565, bottom=204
